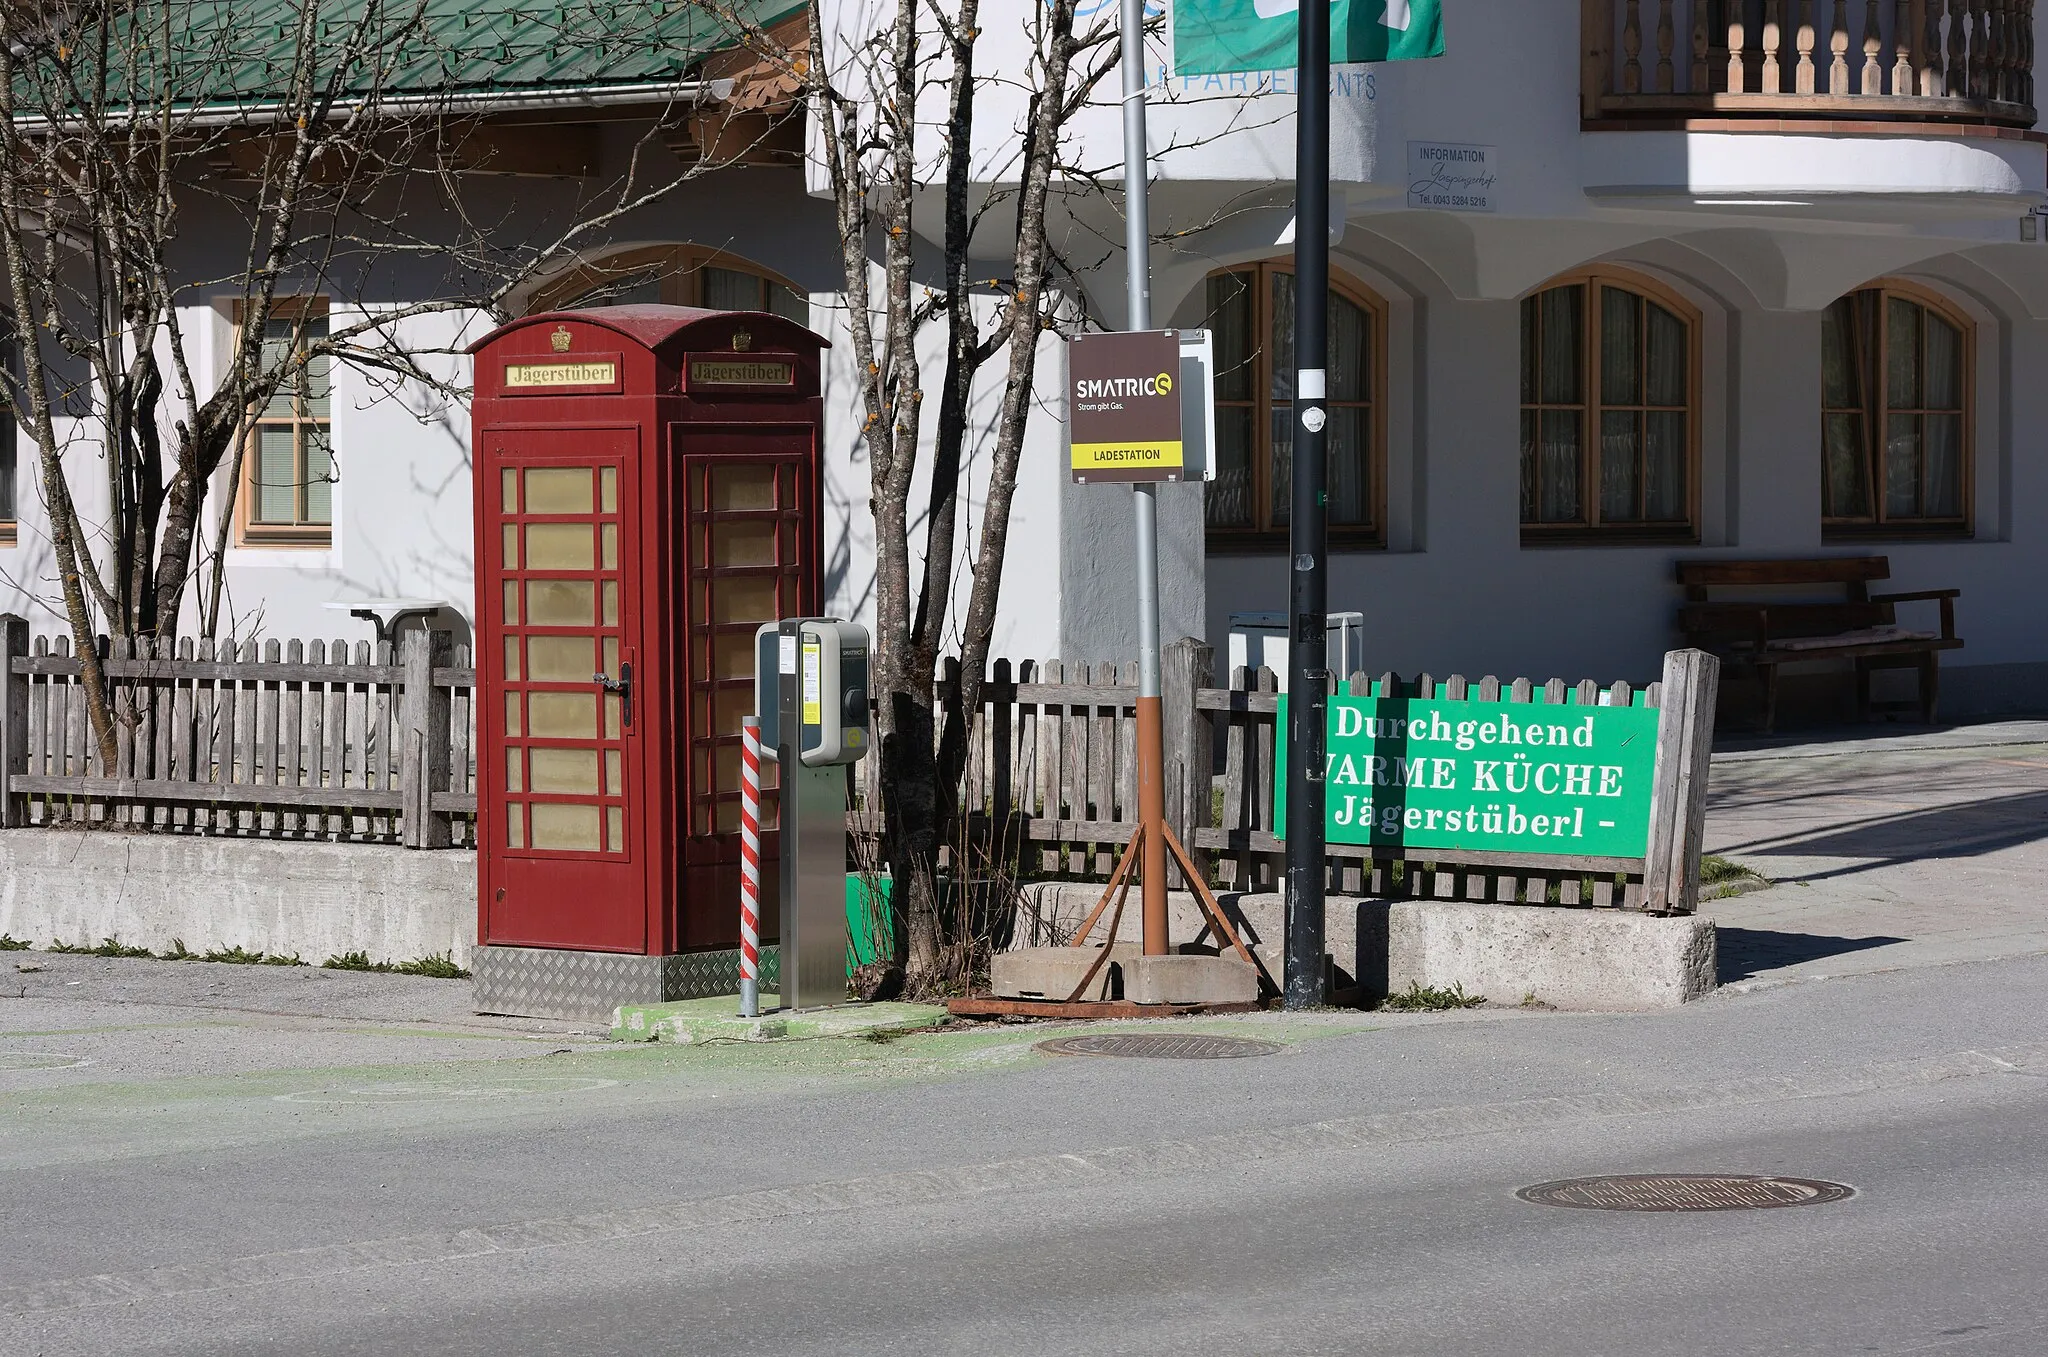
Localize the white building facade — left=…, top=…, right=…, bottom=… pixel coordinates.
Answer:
left=4, top=0, right=2043, bottom=719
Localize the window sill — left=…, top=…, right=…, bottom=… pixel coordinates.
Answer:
left=1206, top=531, right=1385, bottom=556
left=1822, top=524, right=1974, bottom=544
left=238, top=528, right=334, bottom=549
left=1520, top=526, right=1700, bottom=549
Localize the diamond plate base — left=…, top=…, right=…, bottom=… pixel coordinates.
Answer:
left=473, top=944, right=782, bottom=1023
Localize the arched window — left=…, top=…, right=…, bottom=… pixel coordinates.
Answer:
left=1822, top=281, right=1971, bottom=535
left=1520, top=269, right=1699, bottom=541
left=529, top=244, right=808, bottom=323
left=1201, top=262, right=1384, bottom=549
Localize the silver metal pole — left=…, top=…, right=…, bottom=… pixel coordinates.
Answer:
left=1120, top=0, right=1173, bottom=956
left=1121, top=0, right=1159, bottom=702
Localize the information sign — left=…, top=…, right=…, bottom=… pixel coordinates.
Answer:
left=1275, top=691, right=1661, bottom=858
left=1067, top=329, right=1185, bottom=484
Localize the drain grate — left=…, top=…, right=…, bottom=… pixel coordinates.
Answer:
left=1036, top=1033, right=1282, bottom=1060
left=1517, top=1173, right=1854, bottom=1212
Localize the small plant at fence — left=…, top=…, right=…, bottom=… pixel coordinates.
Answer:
left=1378, top=981, right=1488, bottom=1012
left=45, top=940, right=93, bottom=954
left=160, top=938, right=194, bottom=960
left=322, top=951, right=385, bottom=972
left=260, top=952, right=306, bottom=967
left=202, top=944, right=267, bottom=965
left=1699, top=856, right=1768, bottom=899
left=89, top=937, right=154, bottom=958
left=0, top=934, right=30, bottom=951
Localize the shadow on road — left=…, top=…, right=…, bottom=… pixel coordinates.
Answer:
left=1711, top=789, right=2048, bottom=883
left=1717, top=927, right=1909, bottom=983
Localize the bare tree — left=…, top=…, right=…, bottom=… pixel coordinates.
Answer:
left=706, top=0, right=1124, bottom=985
left=0, top=0, right=778, bottom=764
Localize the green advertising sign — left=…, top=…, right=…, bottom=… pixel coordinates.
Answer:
left=1173, top=0, right=1445, bottom=76
left=1275, top=691, right=1661, bottom=858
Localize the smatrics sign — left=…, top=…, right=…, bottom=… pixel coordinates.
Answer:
left=1067, top=330, right=1184, bottom=484
left=1276, top=692, right=1661, bottom=858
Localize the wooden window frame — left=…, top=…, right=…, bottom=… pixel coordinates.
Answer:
left=235, top=297, right=333, bottom=548
left=1519, top=267, right=1703, bottom=547
left=529, top=244, right=808, bottom=320
left=1821, top=278, right=1975, bottom=541
left=1203, top=260, right=1387, bottom=554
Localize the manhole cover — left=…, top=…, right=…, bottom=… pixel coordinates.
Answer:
left=0, top=1052, right=91, bottom=1072
left=1036, top=1033, right=1282, bottom=1060
left=1517, top=1174, right=1854, bottom=1212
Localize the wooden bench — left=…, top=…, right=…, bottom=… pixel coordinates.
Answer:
left=1676, top=556, right=1961, bottom=732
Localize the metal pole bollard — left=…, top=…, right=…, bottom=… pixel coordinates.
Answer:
left=739, top=717, right=763, bottom=1018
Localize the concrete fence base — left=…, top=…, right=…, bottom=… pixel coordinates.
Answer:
left=1015, top=882, right=1717, bottom=1011
left=0, top=829, right=476, bottom=967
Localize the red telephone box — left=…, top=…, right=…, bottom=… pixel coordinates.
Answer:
left=467, top=305, right=825, bottom=1018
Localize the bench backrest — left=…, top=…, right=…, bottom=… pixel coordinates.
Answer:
left=1676, top=556, right=1889, bottom=600
left=1676, top=556, right=1895, bottom=644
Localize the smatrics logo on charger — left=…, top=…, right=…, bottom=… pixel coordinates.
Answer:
left=1066, top=331, right=1184, bottom=484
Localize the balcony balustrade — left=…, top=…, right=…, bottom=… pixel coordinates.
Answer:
left=1583, top=0, right=2036, bottom=127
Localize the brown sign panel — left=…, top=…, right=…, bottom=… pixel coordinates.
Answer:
left=1067, top=330, right=1183, bottom=483
left=688, top=356, right=797, bottom=388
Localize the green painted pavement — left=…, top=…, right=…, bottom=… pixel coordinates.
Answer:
left=610, top=994, right=948, bottom=1044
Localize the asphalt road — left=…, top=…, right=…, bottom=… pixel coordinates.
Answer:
left=4, top=950, right=2047, bottom=1356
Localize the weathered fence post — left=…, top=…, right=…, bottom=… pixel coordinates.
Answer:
left=1643, top=647, right=1721, bottom=912
left=1161, top=636, right=1213, bottom=888
left=399, top=628, right=454, bottom=849
left=0, top=614, right=26, bottom=827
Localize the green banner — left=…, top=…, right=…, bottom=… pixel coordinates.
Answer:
left=1275, top=690, right=1660, bottom=858
left=1173, top=0, right=1444, bottom=76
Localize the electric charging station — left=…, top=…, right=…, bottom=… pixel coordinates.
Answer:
left=753, top=618, right=870, bottom=1010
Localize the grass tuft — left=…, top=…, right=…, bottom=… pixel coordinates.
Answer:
left=394, top=952, right=468, bottom=980
left=322, top=950, right=388, bottom=972
left=45, top=940, right=93, bottom=954
left=159, top=938, right=194, bottom=960
left=89, top=936, right=154, bottom=958
left=0, top=934, right=30, bottom=951
left=201, top=944, right=268, bottom=965
left=1700, top=855, right=1765, bottom=885
left=259, top=951, right=306, bottom=967
left=1378, top=981, right=1488, bottom=1012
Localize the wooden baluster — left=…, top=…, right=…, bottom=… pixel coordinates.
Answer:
left=1897, top=0, right=1919, bottom=90
left=1691, top=0, right=1710, bottom=89
left=1624, top=0, right=1644, bottom=92
left=1970, top=0, right=1990, bottom=97
left=1728, top=6, right=1750, bottom=91
left=2021, top=0, right=2034, bottom=106
left=1657, top=0, right=1677, bottom=89
left=1861, top=0, right=1883, bottom=92
left=1948, top=0, right=1969, bottom=97
left=1763, top=0, right=1784, bottom=90
left=1991, top=0, right=2010, bottom=102
left=1923, top=0, right=1945, bottom=94
left=1796, top=0, right=1818, bottom=92
left=1833, top=0, right=1854, bottom=90
left=1916, top=0, right=1933, bottom=92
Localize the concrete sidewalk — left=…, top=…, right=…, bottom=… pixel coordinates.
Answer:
left=1702, top=718, right=2048, bottom=987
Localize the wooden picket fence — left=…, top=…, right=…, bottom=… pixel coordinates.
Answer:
left=0, top=611, right=1717, bottom=911
left=0, top=617, right=476, bottom=846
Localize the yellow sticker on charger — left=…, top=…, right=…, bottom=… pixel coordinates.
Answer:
left=801, top=642, right=821, bottom=725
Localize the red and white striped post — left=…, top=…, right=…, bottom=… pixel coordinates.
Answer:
left=739, top=716, right=764, bottom=1018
